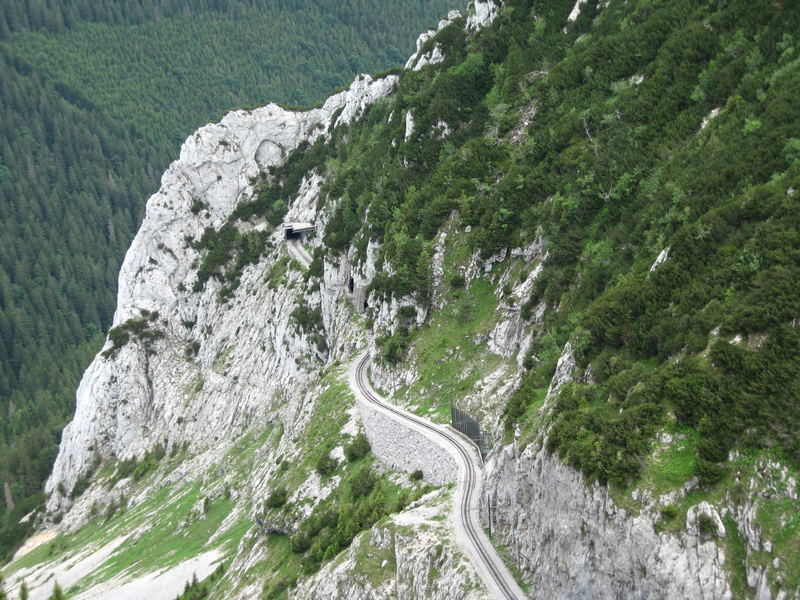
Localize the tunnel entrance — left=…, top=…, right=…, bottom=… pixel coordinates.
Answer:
left=284, top=222, right=315, bottom=240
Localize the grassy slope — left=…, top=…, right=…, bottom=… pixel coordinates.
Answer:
left=2, top=362, right=439, bottom=599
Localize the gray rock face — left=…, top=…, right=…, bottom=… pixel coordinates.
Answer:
left=483, top=443, right=732, bottom=600
left=45, top=74, right=398, bottom=513
left=466, top=0, right=499, bottom=31
left=404, top=10, right=462, bottom=71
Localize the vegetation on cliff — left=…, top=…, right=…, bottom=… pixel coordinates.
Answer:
left=282, top=0, right=800, bottom=491
left=0, top=0, right=463, bottom=562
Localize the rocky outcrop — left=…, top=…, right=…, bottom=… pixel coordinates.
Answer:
left=466, top=0, right=499, bottom=31
left=483, top=443, right=731, bottom=599
left=45, top=74, right=398, bottom=514
left=404, top=10, right=462, bottom=71
left=292, top=490, right=487, bottom=600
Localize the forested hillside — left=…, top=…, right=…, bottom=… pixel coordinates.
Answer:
left=0, top=0, right=462, bottom=561
left=305, top=0, right=800, bottom=485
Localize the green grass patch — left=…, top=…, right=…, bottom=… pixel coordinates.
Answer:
left=756, top=495, right=800, bottom=591
left=79, top=488, right=236, bottom=590
left=516, top=386, right=548, bottom=447
left=643, top=429, right=698, bottom=495
left=398, top=276, right=505, bottom=423
left=487, top=532, right=531, bottom=596
left=723, top=515, right=750, bottom=599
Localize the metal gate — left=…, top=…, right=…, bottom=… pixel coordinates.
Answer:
left=450, top=405, right=488, bottom=460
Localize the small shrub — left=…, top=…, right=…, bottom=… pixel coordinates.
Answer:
left=397, top=305, right=417, bottom=321
left=344, top=433, right=371, bottom=463
left=266, top=487, right=288, bottom=509
left=409, top=469, right=424, bottom=481
left=449, top=274, right=466, bottom=289
left=113, top=457, right=138, bottom=483
left=660, top=505, right=678, bottom=520
left=104, top=502, right=118, bottom=521
left=697, top=514, right=717, bottom=536
left=102, top=311, right=164, bottom=358
left=291, top=302, right=324, bottom=333
left=695, top=458, right=726, bottom=486
left=315, top=454, right=338, bottom=476
left=349, top=468, right=376, bottom=498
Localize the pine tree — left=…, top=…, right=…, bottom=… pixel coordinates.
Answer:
left=47, top=583, right=64, bottom=600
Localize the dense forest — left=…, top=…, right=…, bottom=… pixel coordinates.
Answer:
left=343, top=0, right=800, bottom=482
left=225, top=0, right=799, bottom=488
left=0, top=0, right=462, bottom=560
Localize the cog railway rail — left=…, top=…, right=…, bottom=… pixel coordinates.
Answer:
left=353, top=353, right=525, bottom=600
left=287, top=237, right=523, bottom=599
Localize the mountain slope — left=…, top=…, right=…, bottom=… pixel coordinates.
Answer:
left=0, top=0, right=464, bottom=562
left=3, top=0, right=800, bottom=598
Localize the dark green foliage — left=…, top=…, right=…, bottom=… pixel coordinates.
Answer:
left=130, top=444, right=166, bottom=482
left=290, top=456, right=422, bottom=575
left=695, top=458, right=726, bottom=487
left=660, top=505, right=678, bottom=520
left=449, top=274, right=466, bottom=289
left=290, top=302, right=324, bottom=334
left=172, top=564, right=225, bottom=600
left=47, top=583, right=65, bottom=600
left=109, top=443, right=165, bottom=487
left=409, top=469, right=424, bottom=481
left=69, top=454, right=99, bottom=499
left=349, top=468, right=376, bottom=498
left=191, top=224, right=271, bottom=298
left=262, top=576, right=294, bottom=600
left=112, top=457, right=138, bottom=485
left=304, top=248, right=325, bottom=281
left=0, top=491, right=43, bottom=563
left=0, top=33, right=152, bottom=552
left=397, top=306, right=417, bottom=321
left=290, top=300, right=328, bottom=354
left=697, top=514, right=718, bottom=536
left=377, top=328, right=410, bottom=365
left=315, top=454, right=338, bottom=477
left=503, top=357, right=557, bottom=431
left=344, top=433, right=371, bottom=463
left=546, top=381, right=662, bottom=486
left=102, top=311, right=164, bottom=358
left=233, top=137, right=332, bottom=224
left=266, top=487, right=288, bottom=509
left=323, top=199, right=362, bottom=254
left=0, top=0, right=462, bottom=553
left=334, top=0, right=798, bottom=488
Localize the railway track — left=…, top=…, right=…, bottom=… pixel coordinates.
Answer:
left=285, top=233, right=525, bottom=597
left=350, top=351, right=526, bottom=600
left=287, top=237, right=313, bottom=266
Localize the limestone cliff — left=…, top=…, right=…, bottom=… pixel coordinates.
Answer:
left=45, top=74, right=396, bottom=514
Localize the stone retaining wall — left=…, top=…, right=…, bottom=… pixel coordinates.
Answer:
left=359, top=401, right=457, bottom=487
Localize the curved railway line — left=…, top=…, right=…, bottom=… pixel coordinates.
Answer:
left=287, top=237, right=313, bottom=266
left=286, top=237, right=524, bottom=598
left=350, top=352, right=526, bottom=600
